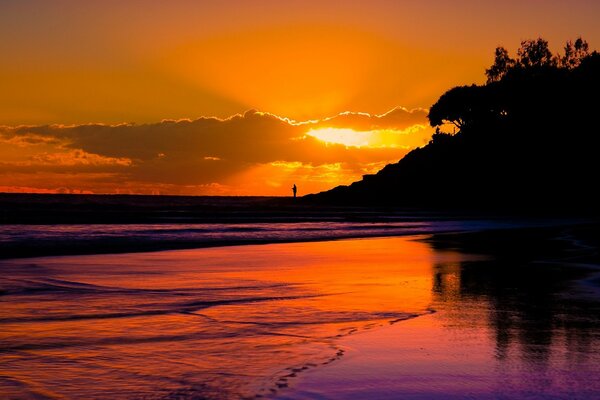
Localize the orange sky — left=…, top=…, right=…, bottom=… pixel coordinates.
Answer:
left=1, top=1, right=599, bottom=195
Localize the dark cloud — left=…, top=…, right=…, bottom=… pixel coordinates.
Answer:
left=0, top=108, right=431, bottom=194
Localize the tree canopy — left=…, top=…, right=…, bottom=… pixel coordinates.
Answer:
left=430, top=37, right=598, bottom=131
left=485, top=47, right=515, bottom=83
left=483, top=36, right=592, bottom=84
left=561, top=37, right=590, bottom=69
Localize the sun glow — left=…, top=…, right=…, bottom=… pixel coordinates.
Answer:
left=306, top=125, right=429, bottom=148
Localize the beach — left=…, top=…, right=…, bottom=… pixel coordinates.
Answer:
left=1, top=221, right=599, bottom=399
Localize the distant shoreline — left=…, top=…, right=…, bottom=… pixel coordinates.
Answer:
left=1, top=218, right=595, bottom=261
left=0, top=192, right=456, bottom=225
left=1, top=193, right=597, bottom=261
left=1, top=193, right=595, bottom=225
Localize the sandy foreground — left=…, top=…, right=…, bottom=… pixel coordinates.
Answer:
left=1, top=224, right=599, bottom=399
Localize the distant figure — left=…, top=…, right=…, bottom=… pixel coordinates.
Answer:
left=292, top=184, right=297, bottom=198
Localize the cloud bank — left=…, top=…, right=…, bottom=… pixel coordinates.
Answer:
left=0, top=108, right=431, bottom=195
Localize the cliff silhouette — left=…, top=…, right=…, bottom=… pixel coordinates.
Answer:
left=307, top=38, right=600, bottom=212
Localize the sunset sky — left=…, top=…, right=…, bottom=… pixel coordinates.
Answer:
left=1, top=0, right=599, bottom=195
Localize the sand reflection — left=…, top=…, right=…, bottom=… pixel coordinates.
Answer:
left=0, top=236, right=460, bottom=399
left=282, top=230, right=600, bottom=399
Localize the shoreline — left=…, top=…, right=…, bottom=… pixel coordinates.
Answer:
left=1, top=218, right=594, bottom=261
left=258, top=310, right=436, bottom=399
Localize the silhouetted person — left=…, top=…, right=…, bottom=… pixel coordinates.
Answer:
left=292, top=184, right=297, bottom=198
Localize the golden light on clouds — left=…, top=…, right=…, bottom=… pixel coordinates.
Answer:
left=306, top=125, right=428, bottom=149
left=0, top=109, right=431, bottom=195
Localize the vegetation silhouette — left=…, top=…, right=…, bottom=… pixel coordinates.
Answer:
left=307, top=37, right=600, bottom=212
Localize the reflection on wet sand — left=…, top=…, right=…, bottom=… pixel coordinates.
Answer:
left=1, top=227, right=599, bottom=399
left=430, top=227, right=600, bottom=368
left=0, top=236, right=461, bottom=399
left=284, top=226, right=600, bottom=399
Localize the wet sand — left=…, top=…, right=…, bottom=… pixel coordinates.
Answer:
left=1, top=224, right=599, bottom=399
left=0, top=236, right=464, bottom=399
left=281, top=225, right=600, bottom=399
left=281, top=309, right=600, bottom=399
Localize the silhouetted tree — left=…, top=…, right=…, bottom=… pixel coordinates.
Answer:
left=516, top=38, right=556, bottom=68
left=428, top=85, right=483, bottom=131
left=560, top=37, right=590, bottom=69
left=486, top=47, right=515, bottom=83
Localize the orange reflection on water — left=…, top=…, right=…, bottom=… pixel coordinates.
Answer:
left=0, top=236, right=464, bottom=398
left=283, top=239, right=600, bottom=399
